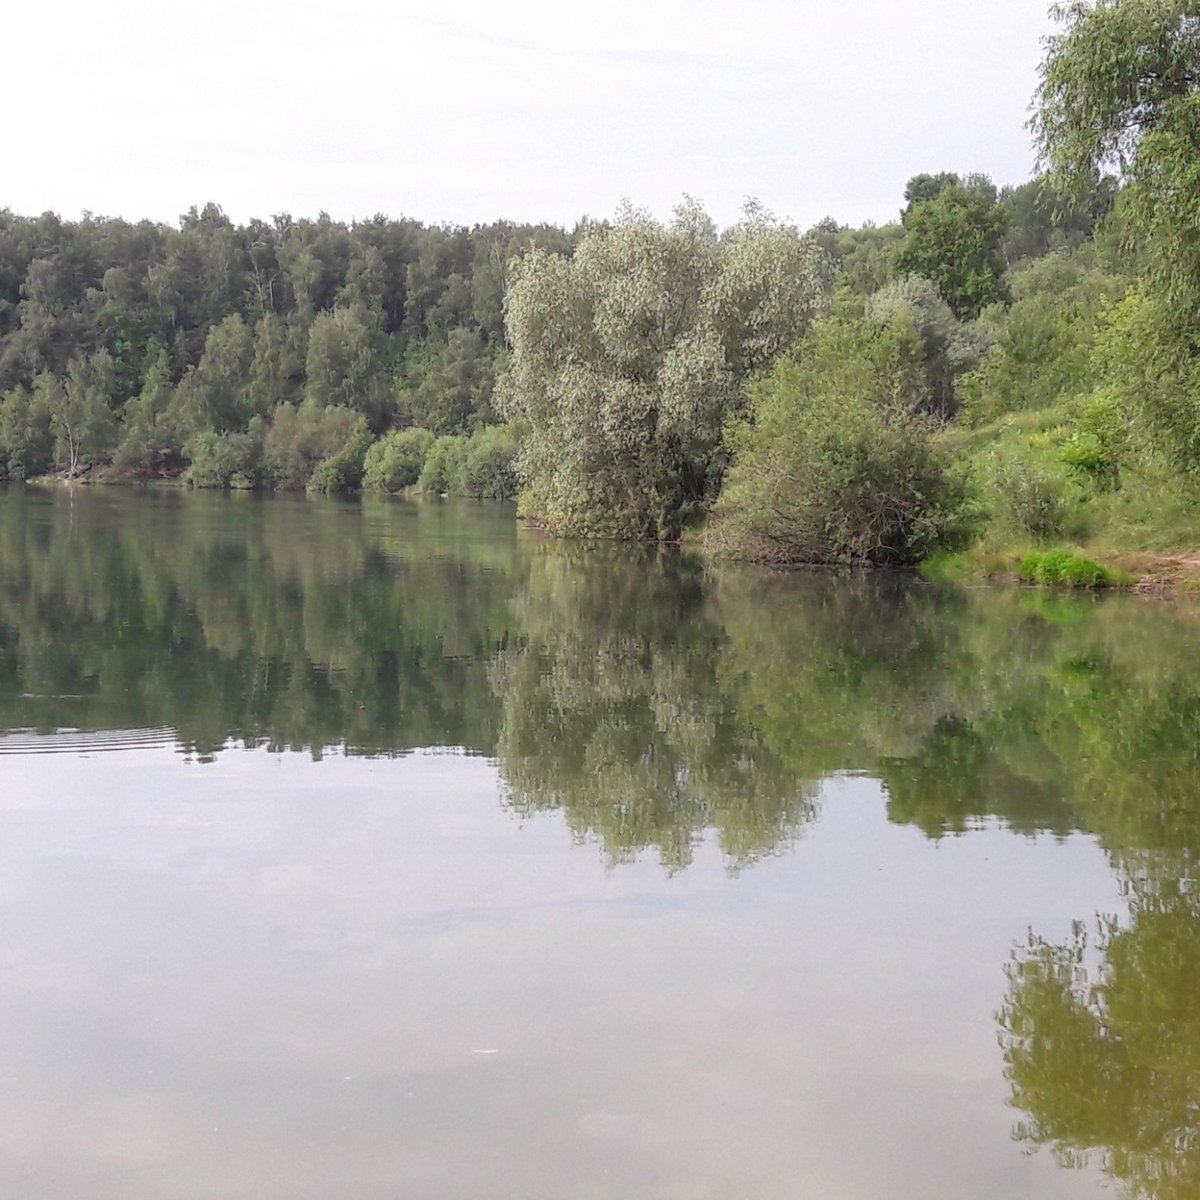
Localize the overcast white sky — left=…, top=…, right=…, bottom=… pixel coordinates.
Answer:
left=7, top=0, right=1057, bottom=230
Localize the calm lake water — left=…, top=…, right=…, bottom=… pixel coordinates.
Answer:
left=0, top=486, right=1196, bottom=1200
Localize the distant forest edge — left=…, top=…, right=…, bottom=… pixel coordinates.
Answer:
left=2, top=1, right=1198, bottom=576
left=0, top=206, right=561, bottom=499
left=0, top=174, right=1104, bottom=492
left=0, top=177, right=1107, bottom=506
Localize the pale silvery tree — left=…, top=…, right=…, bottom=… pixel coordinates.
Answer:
left=498, top=198, right=831, bottom=540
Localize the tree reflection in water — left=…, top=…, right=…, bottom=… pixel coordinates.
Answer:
left=3, top=487, right=1200, bottom=1195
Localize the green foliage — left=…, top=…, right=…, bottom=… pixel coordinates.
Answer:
left=498, top=199, right=831, bottom=539
left=262, top=403, right=366, bottom=490
left=1094, top=285, right=1200, bottom=471
left=960, top=251, right=1127, bottom=425
left=1018, top=548, right=1116, bottom=587
left=460, top=425, right=519, bottom=500
left=1125, top=90, right=1200, bottom=334
left=396, top=329, right=500, bottom=435
left=379, top=427, right=522, bottom=499
left=866, top=275, right=984, bottom=417
left=362, top=427, right=435, bottom=492
left=303, top=306, right=392, bottom=429
left=893, top=185, right=1010, bottom=319
left=835, top=223, right=905, bottom=295
left=184, top=428, right=262, bottom=489
left=984, top=448, right=1072, bottom=541
left=902, top=171, right=972, bottom=216
left=1034, top=1, right=1200, bottom=469
left=53, top=352, right=118, bottom=474
left=710, top=309, right=976, bottom=565
left=953, top=387, right=1200, bottom=562
left=1059, top=392, right=1126, bottom=489
left=0, top=205, right=567, bottom=487
left=999, top=175, right=1117, bottom=262
left=1033, top=1, right=1200, bottom=190
left=0, top=104, right=1195, bottom=571
left=306, top=418, right=373, bottom=495
left=0, top=383, right=53, bottom=480
left=418, top=434, right=468, bottom=495
left=111, top=346, right=182, bottom=475
left=248, top=313, right=306, bottom=412
left=917, top=551, right=972, bottom=583
left=169, top=315, right=256, bottom=437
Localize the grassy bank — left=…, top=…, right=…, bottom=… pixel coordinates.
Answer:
left=917, top=398, right=1200, bottom=591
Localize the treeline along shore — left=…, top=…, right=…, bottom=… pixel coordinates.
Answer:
left=2, top=1, right=1198, bottom=584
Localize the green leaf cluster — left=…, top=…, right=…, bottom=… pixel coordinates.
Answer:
left=710, top=304, right=976, bottom=565
left=893, top=185, right=1010, bottom=319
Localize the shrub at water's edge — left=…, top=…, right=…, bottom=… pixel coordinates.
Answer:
left=706, top=304, right=977, bottom=566
left=357, top=425, right=520, bottom=500
left=363, top=428, right=435, bottom=493
left=415, top=427, right=519, bottom=500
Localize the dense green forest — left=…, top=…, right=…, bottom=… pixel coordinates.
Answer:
left=2, top=0, right=1198, bottom=577
left=0, top=207, right=571, bottom=495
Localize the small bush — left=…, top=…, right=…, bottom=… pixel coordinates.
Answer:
left=307, top=419, right=373, bottom=494
left=362, top=428, right=434, bottom=492
left=262, top=403, right=364, bottom=490
left=918, top=552, right=972, bottom=583
left=1019, top=549, right=1114, bottom=588
left=1060, top=393, right=1126, bottom=491
left=110, top=425, right=156, bottom=475
left=461, top=426, right=519, bottom=500
left=710, top=316, right=978, bottom=566
left=185, top=429, right=262, bottom=488
left=418, top=435, right=468, bottom=495
left=987, top=452, right=1070, bottom=541
left=112, top=422, right=184, bottom=478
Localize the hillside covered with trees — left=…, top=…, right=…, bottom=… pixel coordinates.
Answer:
left=2, top=0, right=1197, bottom=581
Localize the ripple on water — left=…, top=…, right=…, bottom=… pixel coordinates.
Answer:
left=0, top=727, right=177, bottom=755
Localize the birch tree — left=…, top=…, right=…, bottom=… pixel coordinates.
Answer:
left=51, top=351, right=117, bottom=475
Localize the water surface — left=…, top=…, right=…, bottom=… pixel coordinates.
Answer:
left=1, top=487, right=1196, bottom=1199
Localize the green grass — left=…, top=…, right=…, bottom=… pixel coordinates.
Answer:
left=1018, top=549, right=1124, bottom=588
left=938, top=405, right=1077, bottom=458
left=919, top=544, right=1136, bottom=589
left=931, top=397, right=1200, bottom=592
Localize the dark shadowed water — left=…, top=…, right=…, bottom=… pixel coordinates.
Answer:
left=1, top=486, right=1196, bottom=1200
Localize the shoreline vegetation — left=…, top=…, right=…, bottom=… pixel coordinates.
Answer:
left=20, top=472, right=1200, bottom=595
left=2, top=1, right=1198, bottom=590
